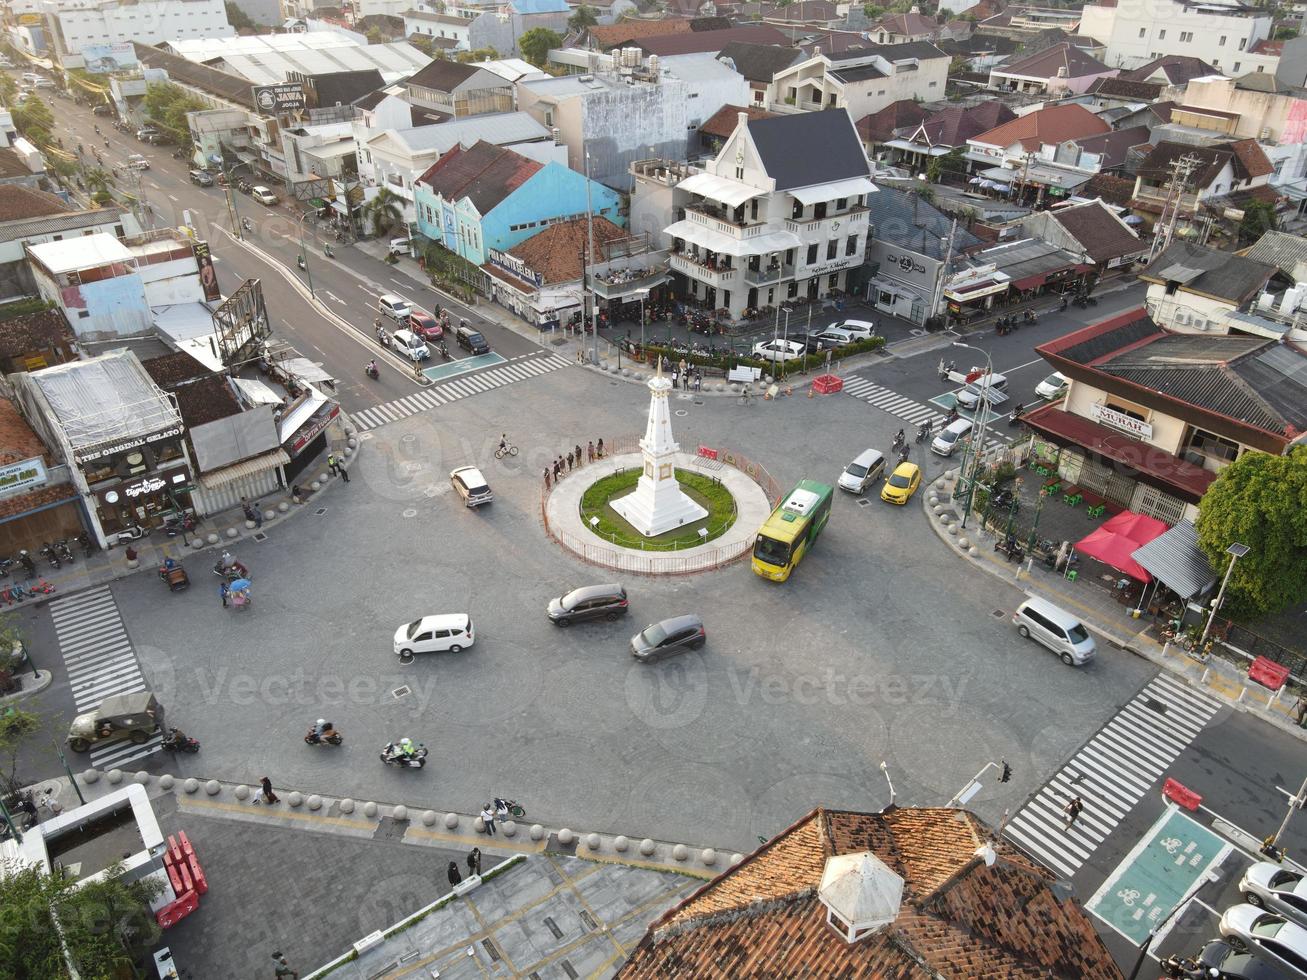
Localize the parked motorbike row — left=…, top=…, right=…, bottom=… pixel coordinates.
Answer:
left=0, top=579, right=57, bottom=605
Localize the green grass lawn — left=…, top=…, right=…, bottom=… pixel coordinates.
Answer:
left=579, top=468, right=737, bottom=549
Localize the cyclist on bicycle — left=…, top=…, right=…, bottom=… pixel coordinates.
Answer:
left=499, top=433, right=508, bottom=453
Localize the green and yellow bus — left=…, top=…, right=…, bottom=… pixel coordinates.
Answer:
left=751, top=480, right=834, bottom=581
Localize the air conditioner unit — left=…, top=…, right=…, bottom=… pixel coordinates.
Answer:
left=1173, top=311, right=1188, bottom=325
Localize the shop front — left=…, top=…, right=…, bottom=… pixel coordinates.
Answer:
left=944, top=269, right=1010, bottom=323
left=279, top=387, right=340, bottom=482
left=94, top=464, right=194, bottom=537
left=0, top=454, right=86, bottom=557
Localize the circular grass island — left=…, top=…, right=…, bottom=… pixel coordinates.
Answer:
left=580, top=468, right=737, bottom=550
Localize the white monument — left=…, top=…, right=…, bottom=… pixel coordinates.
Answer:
left=612, top=365, right=708, bottom=536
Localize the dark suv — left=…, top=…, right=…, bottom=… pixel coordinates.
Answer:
left=547, top=584, right=629, bottom=626
left=630, top=614, right=706, bottom=663
left=189, top=169, right=214, bottom=186
left=456, top=325, right=489, bottom=354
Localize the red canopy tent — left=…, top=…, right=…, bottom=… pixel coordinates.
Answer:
left=1074, top=510, right=1170, bottom=582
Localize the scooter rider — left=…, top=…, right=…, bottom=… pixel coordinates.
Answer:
left=366, top=359, right=378, bottom=377
left=399, top=737, right=416, bottom=759
left=314, top=718, right=328, bottom=739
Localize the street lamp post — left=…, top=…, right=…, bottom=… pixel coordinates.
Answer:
left=952, top=342, right=994, bottom=530
left=296, top=210, right=315, bottom=300
left=780, top=305, right=793, bottom=378
left=634, top=287, right=649, bottom=358
left=1198, top=541, right=1250, bottom=650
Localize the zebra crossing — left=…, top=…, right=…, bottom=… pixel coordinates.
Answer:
left=1003, top=672, right=1222, bottom=878
left=352, top=353, right=571, bottom=432
left=49, top=586, right=161, bottom=769
left=842, top=375, right=948, bottom=427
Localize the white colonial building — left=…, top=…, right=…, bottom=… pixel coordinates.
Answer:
left=660, top=109, right=874, bottom=320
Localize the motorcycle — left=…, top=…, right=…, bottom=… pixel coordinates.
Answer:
left=39, top=542, right=60, bottom=569
left=323, top=244, right=333, bottom=258
left=365, top=361, right=379, bottom=380
left=18, top=551, right=35, bottom=577
left=212, top=555, right=250, bottom=581
left=55, top=540, right=74, bottom=565
left=493, top=797, right=526, bottom=819
left=994, top=535, right=1025, bottom=563
left=1160, top=953, right=1218, bottom=979
left=113, top=523, right=150, bottom=544
left=297, top=255, right=306, bottom=270
left=241, top=217, right=252, bottom=233
left=1008, top=404, right=1025, bottom=427
left=162, top=513, right=196, bottom=537
left=898, top=445, right=911, bottom=465
left=305, top=725, right=343, bottom=746
left=437, top=342, right=450, bottom=361
left=0, top=556, right=13, bottom=578
left=162, top=728, right=200, bottom=753
left=891, top=430, right=906, bottom=452
left=914, top=421, right=931, bottom=444
left=380, top=741, right=428, bottom=768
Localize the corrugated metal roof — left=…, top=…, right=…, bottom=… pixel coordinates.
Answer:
left=1130, top=520, right=1215, bottom=599
left=1242, top=231, right=1307, bottom=277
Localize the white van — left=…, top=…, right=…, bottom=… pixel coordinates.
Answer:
left=378, top=293, right=412, bottom=320
left=838, top=448, right=886, bottom=493
left=930, top=418, right=973, bottom=456
left=393, top=614, right=475, bottom=657
left=1012, top=597, right=1096, bottom=666
left=250, top=185, right=279, bottom=205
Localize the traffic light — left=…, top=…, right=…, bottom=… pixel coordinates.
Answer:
left=1000, top=761, right=1012, bottom=783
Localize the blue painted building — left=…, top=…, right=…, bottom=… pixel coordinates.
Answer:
left=414, top=139, right=624, bottom=267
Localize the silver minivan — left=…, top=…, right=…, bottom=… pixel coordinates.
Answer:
left=930, top=418, right=973, bottom=456
left=1012, top=597, right=1096, bottom=665
left=838, top=448, right=886, bottom=493
left=378, top=293, right=412, bottom=320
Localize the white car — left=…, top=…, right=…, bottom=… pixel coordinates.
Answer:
left=930, top=418, right=973, bottom=457
left=450, top=466, right=492, bottom=507
left=1242, top=864, right=1307, bottom=928
left=393, top=614, right=475, bottom=657
left=124, top=153, right=150, bottom=171
left=955, top=372, right=1009, bottom=410
left=1220, top=903, right=1307, bottom=978
left=831, top=319, right=876, bottom=340
left=390, top=328, right=429, bottom=361
left=250, top=185, right=279, bottom=205
left=752, top=339, right=805, bottom=362
left=1035, top=371, right=1069, bottom=400
left=838, top=448, right=886, bottom=494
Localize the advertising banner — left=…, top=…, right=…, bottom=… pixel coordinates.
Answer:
left=83, top=42, right=138, bottom=73
left=252, top=83, right=306, bottom=114
left=193, top=241, right=220, bottom=302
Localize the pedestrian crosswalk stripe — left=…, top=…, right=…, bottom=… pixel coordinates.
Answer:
left=48, top=586, right=161, bottom=769
left=1003, top=673, right=1221, bottom=878
left=843, top=375, right=948, bottom=427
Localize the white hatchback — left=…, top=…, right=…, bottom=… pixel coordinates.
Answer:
left=393, top=614, right=475, bottom=656
left=250, top=185, right=279, bottom=205
left=390, top=328, right=429, bottom=361
left=752, top=339, right=805, bottom=361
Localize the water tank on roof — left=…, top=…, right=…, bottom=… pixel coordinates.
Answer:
left=1259, top=291, right=1275, bottom=310
left=648, top=54, right=659, bottom=76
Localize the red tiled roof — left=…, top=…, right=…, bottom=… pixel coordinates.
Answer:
left=971, top=103, right=1110, bottom=152
left=700, top=103, right=776, bottom=139
left=0, top=185, right=70, bottom=222
left=1021, top=401, right=1216, bottom=500
left=416, top=141, right=543, bottom=215
left=0, top=308, right=74, bottom=360
left=870, top=10, right=938, bottom=36
left=588, top=18, right=693, bottom=50
left=1250, top=38, right=1283, bottom=55
left=856, top=99, right=929, bottom=143
left=637, top=25, right=788, bottom=55
left=0, top=395, right=50, bottom=465
left=502, top=216, right=626, bottom=285
left=1230, top=138, right=1274, bottom=179
left=619, top=806, right=1122, bottom=979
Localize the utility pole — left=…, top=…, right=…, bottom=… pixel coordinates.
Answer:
left=1148, top=154, right=1199, bottom=262
left=1262, top=772, right=1307, bottom=861
left=584, top=147, right=598, bottom=365
left=930, top=217, right=958, bottom=326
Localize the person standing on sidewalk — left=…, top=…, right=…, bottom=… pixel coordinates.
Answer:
left=544, top=468, right=552, bottom=489
left=467, top=847, right=482, bottom=877
left=587, top=441, right=595, bottom=463
left=326, top=453, right=338, bottom=477
left=1062, top=796, right=1083, bottom=831
left=271, top=951, right=298, bottom=980
left=480, top=802, right=497, bottom=835
left=255, top=776, right=279, bottom=805
left=447, top=861, right=462, bottom=887
left=574, top=444, right=582, bottom=467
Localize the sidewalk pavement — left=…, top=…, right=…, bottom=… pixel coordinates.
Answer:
left=351, top=238, right=956, bottom=393
left=3, top=424, right=360, bottom=607
left=920, top=467, right=1307, bottom=742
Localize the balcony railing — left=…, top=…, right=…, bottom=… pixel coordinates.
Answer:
left=743, top=262, right=793, bottom=286
left=686, top=204, right=769, bottom=239
left=591, top=265, right=669, bottom=300
left=670, top=253, right=737, bottom=285
left=784, top=206, right=869, bottom=233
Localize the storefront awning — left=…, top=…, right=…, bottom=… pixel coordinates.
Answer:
left=665, top=220, right=800, bottom=258
left=1021, top=401, right=1217, bottom=501
left=1130, top=519, right=1217, bottom=600
left=277, top=389, right=328, bottom=444
left=869, top=275, right=924, bottom=301
left=789, top=176, right=877, bottom=206
left=198, top=449, right=290, bottom=490
left=676, top=172, right=764, bottom=209
left=883, top=139, right=950, bottom=156
left=232, top=377, right=285, bottom=406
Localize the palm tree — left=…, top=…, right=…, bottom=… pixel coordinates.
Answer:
left=365, top=186, right=402, bottom=236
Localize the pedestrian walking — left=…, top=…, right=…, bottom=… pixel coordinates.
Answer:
left=552, top=459, right=561, bottom=480
left=255, top=776, right=279, bottom=806
left=339, top=458, right=350, bottom=483
left=587, top=441, right=595, bottom=463
left=694, top=370, right=702, bottom=392
left=574, top=444, right=582, bottom=467
left=544, top=468, right=552, bottom=489
left=242, top=496, right=264, bottom=528
left=467, top=847, right=482, bottom=877
left=220, top=582, right=229, bottom=608
left=291, top=484, right=304, bottom=504
left=272, top=951, right=298, bottom=980
left=480, top=803, right=497, bottom=836
left=679, top=357, right=687, bottom=379
left=447, top=861, right=462, bottom=887
left=1062, top=795, right=1083, bottom=831
left=567, top=451, right=574, bottom=471
left=596, top=438, right=605, bottom=458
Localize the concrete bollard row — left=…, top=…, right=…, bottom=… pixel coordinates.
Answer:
left=340, top=798, right=355, bottom=814
left=83, top=769, right=100, bottom=784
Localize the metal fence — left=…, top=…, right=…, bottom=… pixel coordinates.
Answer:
left=1208, top=616, right=1307, bottom=685
left=540, top=440, right=781, bottom=576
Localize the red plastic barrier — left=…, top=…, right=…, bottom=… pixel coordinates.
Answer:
left=188, top=854, right=208, bottom=896
left=1163, top=777, right=1202, bottom=811
left=177, top=830, right=194, bottom=857
left=1249, top=656, right=1290, bottom=692
left=166, top=834, right=183, bottom=866
left=812, top=374, right=844, bottom=394
left=165, top=860, right=184, bottom=897
left=697, top=446, right=718, bottom=460
left=156, top=890, right=199, bottom=929
left=176, top=862, right=193, bottom=896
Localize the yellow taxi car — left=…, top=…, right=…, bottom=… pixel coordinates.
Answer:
left=880, top=462, right=922, bottom=505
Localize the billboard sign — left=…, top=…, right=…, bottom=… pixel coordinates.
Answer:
left=252, top=83, right=306, bottom=114
left=83, top=42, right=138, bottom=74
left=193, top=241, right=220, bottom=302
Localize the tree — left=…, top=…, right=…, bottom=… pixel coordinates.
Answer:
left=224, top=0, right=258, bottom=30
left=1275, top=26, right=1298, bottom=40
left=1196, top=447, right=1307, bottom=618
left=0, top=704, right=40, bottom=799
left=456, top=46, right=499, bottom=63
left=518, top=27, right=561, bottom=67
left=925, top=146, right=966, bottom=185
left=863, top=3, right=885, bottom=17
left=365, top=186, right=403, bottom=234
left=0, top=73, right=15, bottom=107
left=12, top=95, right=54, bottom=143
left=366, top=26, right=385, bottom=44
left=410, top=34, right=435, bottom=56
left=0, top=861, right=163, bottom=977
left=567, top=4, right=598, bottom=32
left=1239, top=200, right=1277, bottom=245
